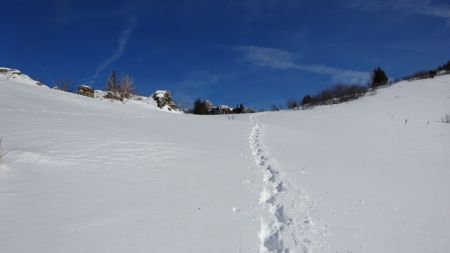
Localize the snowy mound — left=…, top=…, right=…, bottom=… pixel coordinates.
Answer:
left=0, top=67, right=46, bottom=87
left=151, top=90, right=180, bottom=112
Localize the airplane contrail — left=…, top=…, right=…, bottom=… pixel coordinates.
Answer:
left=90, top=15, right=138, bottom=84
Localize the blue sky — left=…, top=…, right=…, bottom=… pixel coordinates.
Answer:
left=3, top=0, right=450, bottom=109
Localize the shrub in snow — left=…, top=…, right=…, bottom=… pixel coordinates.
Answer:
left=104, top=71, right=121, bottom=100
left=54, top=80, right=73, bottom=92
left=104, top=71, right=135, bottom=101
left=120, top=75, right=135, bottom=101
left=439, top=60, right=450, bottom=72
left=233, top=104, right=245, bottom=113
left=232, top=103, right=254, bottom=114
left=271, top=105, right=280, bottom=111
left=287, top=99, right=300, bottom=110
left=300, top=84, right=368, bottom=108
left=403, top=60, right=450, bottom=81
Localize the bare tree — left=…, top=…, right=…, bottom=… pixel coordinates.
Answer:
left=174, top=98, right=192, bottom=112
left=287, top=99, right=299, bottom=110
left=106, top=71, right=119, bottom=92
left=120, top=74, right=135, bottom=100
left=105, top=71, right=121, bottom=100
left=104, top=71, right=136, bottom=101
left=55, top=80, right=73, bottom=92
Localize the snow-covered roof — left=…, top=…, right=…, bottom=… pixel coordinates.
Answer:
left=79, top=85, right=92, bottom=89
left=153, top=90, right=169, bottom=98
left=218, top=105, right=231, bottom=110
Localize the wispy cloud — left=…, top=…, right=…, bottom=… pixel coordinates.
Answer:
left=348, top=0, right=450, bottom=21
left=90, top=15, right=139, bottom=84
left=236, top=46, right=370, bottom=84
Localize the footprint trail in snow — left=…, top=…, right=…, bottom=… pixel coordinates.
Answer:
left=249, top=115, right=321, bottom=253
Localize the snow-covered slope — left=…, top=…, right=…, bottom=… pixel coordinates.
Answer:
left=255, top=76, right=450, bottom=252
left=0, top=78, right=259, bottom=252
left=0, top=67, right=46, bottom=87
left=93, top=88, right=179, bottom=113
left=0, top=67, right=179, bottom=113
left=1, top=73, right=449, bottom=253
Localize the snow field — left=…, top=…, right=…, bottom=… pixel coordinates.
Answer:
left=1, top=71, right=449, bottom=252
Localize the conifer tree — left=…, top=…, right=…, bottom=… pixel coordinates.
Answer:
left=371, top=67, right=388, bottom=88
left=193, top=98, right=208, bottom=115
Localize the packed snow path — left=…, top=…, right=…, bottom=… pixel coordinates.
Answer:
left=249, top=116, right=320, bottom=253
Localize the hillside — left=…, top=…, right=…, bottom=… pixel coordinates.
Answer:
left=1, top=73, right=449, bottom=253
left=256, top=76, right=450, bottom=252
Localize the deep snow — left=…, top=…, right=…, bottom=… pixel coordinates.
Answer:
left=1, top=72, right=449, bottom=253
left=256, top=76, right=450, bottom=252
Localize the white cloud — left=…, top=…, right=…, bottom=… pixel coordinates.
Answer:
left=90, top=16, right=139, bottom=84
left=237, top=46, right=370, bottom=84
left=238, top=46, right=297, bottom=70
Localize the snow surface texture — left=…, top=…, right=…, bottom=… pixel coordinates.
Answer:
left=255, top=76, right=450, bottom=252
left=1, top=72, right=450, bottom=253
left=0, top=76, right=259, bottom=253
left=250, top=116, right=324, bottom=253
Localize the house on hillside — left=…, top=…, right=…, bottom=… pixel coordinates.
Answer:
left=78, top=85, right=94, bottom=98
left=210, top=105, right=233, bottom=114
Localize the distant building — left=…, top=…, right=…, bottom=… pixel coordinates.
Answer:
left=78, top=85, right=94, bottom=98
left=210, top=105, right=233, bottom=114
